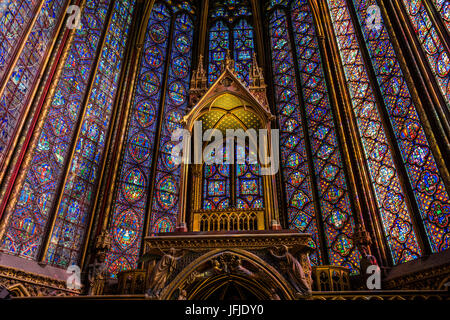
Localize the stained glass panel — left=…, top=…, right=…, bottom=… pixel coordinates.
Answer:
left=326, top=0, right=422, bottom=263
left=430, top=0, right=450, bottom=32
left=105, top=2, right=172, bottom=277
left=149, top=12, right=194, bottom=234
left=268, top=8, right=322, bottom=266
left=0, top=0, right=40, bottom=79
left=208, top=20, right=229, bottom=85
left=211, top=0, right=252, bottom=19
left=0, top=0, right=67, bottom=171
left=45, top=0, right=135, bottom=268
left=233, top=19, right=254, bottom=85
left=291, top=0, right=359, bottom=272
left=203, top=146, right=232, bottom=210
left=401, top=0, right=450, bottom=106
left=236, top=144, right=264, bottom=209
left=1, top=0, right=112, bottom=259
left=350, top=0, right=450, bottom=253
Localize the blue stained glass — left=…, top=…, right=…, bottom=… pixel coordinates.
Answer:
left=0, top=0, right=67, bottom=173
left=45, top=0, right=136, bottom=268
left=291, top=0, right=358, bottom=272
left=350, top=0, right=450, bottom=254
left=1, top=0, right=112, bottom=260
left=105, top=2, right=172, bottom=277
left=326, top=0, right=422, bottom=265
left=233, top=19, right=254, bottom=85
left=149, top=12, right=194, bottom=234
left=400, top=0, right=449, bottom=106
left=208, top=20, right=229, bottom=84
left=268, top=7, right=322, bottom=266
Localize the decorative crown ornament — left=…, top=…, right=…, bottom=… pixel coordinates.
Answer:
left=189, top=54, right=208, bottom=106
left=95, top=229, right=112, bottom=253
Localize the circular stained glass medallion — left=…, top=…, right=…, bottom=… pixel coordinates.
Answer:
left=135, top=100, right=155, bottom=127
left=140, top=72, right=160, bottom=96
left=168, top=82, right=186, bottom=105
left=161, top=141, right=179, bottom=171
left=175, top=34, right=190, bottom=53
left=145, top=46, right=164, bottom=68
left=165, top=110, right=183, bottom=132
left=156, top=176, right=178, bottom=210
left=150, top=23, right=167, bottom=43
left=113, top=209, right=139, bottom=250
left=172, top=57, right=189, bottom=78
left=122, top=168, right=146, bottom=203
left=129, top=132, right=150, bottom=163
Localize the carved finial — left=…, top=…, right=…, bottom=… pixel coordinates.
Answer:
left=252, top=53, right=258, bottom=73
left=190, top=55, right=207, bottom=91
left=250, top=53, right=266, bottom=88
left=95, top=230, right=111, bottom=252
left=189, top=54, right=208, bottom=105
left=198, top=54, right=205, bottom=75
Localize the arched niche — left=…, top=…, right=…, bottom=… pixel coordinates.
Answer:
left=160, top=249, right=295, bottom=300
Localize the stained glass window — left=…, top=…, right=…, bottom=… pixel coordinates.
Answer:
left=290, top=0, right=359, bottom=272
left=148, top=12, right=195, bottom=234
left=0, top=0, right=66, bottom=172
left=0, top=0, right=40, bottom=79
left=431, top=0, right=450, bottom=32
left=1, top=0, right=112, bottom=260
left=203, top=146, right=232, bottom=210
left=211, top=0, right=252, bottom=20
left=105, top=2, right=172, bottom=277
left=236, top=144, right=264, bottom=209
left=45, top=0, right=135, bottom=268
left=208, top=0, right=254, bottom=85
left=400, top=0, right=450, bottom=106
left=233, top=19, right=254, bottom=85
left=326, top=0, right=422, bottom=264
left=349, top=0, right=450, bottom=254
left=268, top=2, right=361, bottom=272
left=202, top=141, right=264, bottom=211
left=208, top=20, right=229, bottom=85
left=268, top=7, right=321, bottom=266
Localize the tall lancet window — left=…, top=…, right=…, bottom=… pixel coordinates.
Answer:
left=325, top=0, right=449, bottom=263
left=45, top=0, right=135, bottom=268
left=348, top=0, right=450, bottom=256
left=268, top=0, right=360, bottom=272
left=267, top=5, right=321, bottom=265
left=326, top=0, right=422, bottom=264
left=1, top=0, right=135, bottom=266
left=0, top=0, right=41, bottom=79
left=208, top=20, right=229, bottom=85
left=0, top=0, right=67, bottom=173
left=207, top=0, right=254, bottom=85
left=106, top=1, right=195, bottom=277
left=149, top=12, right=195, bottom=234
left=430, top=0, right=450, bottom=31
left=400, top=0, right=450, bottom=106
left=233, top=19, right=254, bottom=85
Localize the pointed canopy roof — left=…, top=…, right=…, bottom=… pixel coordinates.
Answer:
left=184, top=54, right=275, bottom=131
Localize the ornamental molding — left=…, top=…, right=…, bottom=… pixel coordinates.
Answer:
left=144, top=232, right=313, bottom=252
left=383, top=262, right=450, bottom=290
left=0, top=264, right=80, bottom=296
